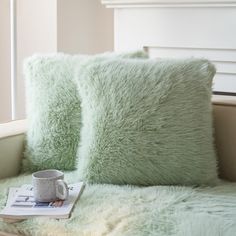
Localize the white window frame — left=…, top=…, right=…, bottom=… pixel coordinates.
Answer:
left=10, top=0, right=17, bottom=120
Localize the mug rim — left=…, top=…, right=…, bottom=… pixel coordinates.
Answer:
left=32, top=169, right=64, bottom=180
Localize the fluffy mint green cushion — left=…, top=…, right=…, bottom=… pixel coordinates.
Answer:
left=76, top=58, right=218, bottom=186
left=0, top=172, right=236, bottom=235
left=23, top=51, right=148, bottom=172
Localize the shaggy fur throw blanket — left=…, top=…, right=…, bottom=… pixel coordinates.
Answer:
left=0, top=171, right=236, bottom=236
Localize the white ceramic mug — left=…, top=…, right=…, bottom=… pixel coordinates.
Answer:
left=32, top=169, right=69, bottom=202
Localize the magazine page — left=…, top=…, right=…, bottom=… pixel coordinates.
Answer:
left=2, top=187, right=23, bottom=223
left=0, top=182, right=85, bottom=219
left=6, top=188, right=20, bottom=207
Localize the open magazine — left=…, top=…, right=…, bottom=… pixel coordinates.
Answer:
left=0, top=182, right=85, bottom=221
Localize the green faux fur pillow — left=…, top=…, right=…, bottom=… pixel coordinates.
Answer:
left=23, top=51, right=148, bottom=172
left=76, top=58, right=218, bottom=186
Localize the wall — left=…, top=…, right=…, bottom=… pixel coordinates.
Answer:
left=103, top=0, right=236, bottom=93
left=15, top=0, right=113, bottom=120
left=0, top=0, right=113, bottom=122
left=16, top=0, right=57, bottom=119
left=0, top=0, right=11, bottom=122
left=57, top=0, right=113, bottom=54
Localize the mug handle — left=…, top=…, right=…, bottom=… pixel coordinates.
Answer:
left=56, top=179, right=69, bottom=200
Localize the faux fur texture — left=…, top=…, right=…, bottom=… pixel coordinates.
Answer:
left=76, top=58, right=218, bottom=186
left=23, top=51, right=148, bottom=172
left=0, top=172, right=236, bottom=236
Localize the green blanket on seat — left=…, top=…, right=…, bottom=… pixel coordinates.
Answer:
left=0, top=172, right=236, bottom=236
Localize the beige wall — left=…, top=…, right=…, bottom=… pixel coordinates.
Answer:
left=17, top=0, right=113, bottom=119
left=0, top=0, right=11, bottom=123
left=16, top=0, right=57, bottom=119
left=57, top=0, right=113, bottom=54
left=1, top=0, right=113, bottom=122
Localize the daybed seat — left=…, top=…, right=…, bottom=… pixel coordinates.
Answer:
left=0, top=171, right=236, bottom=236
left=0, top=96, right=236, bottom=236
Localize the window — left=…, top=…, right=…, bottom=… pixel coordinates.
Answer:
left=0, top=0, right=113, bottom=124
left=0, top=0, right=58, bottom=123
left=0, top=0, right=11, bottom=123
